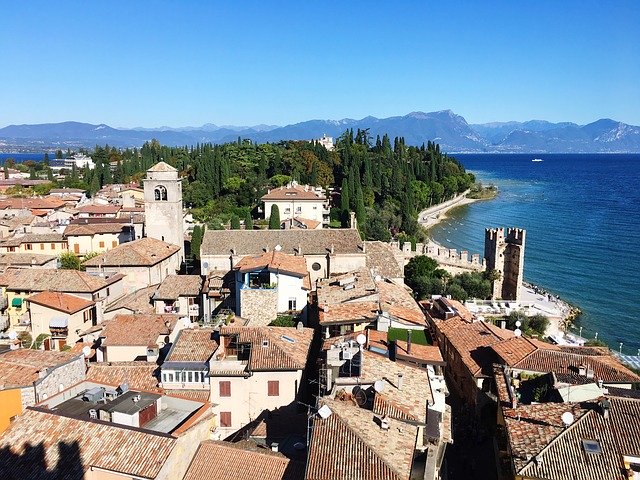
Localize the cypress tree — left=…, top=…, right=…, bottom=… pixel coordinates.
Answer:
left=268, top=204, right=281, bottom=230
left=244, top=211, right=253, bottom=230
left=355, top=184, right=366, bottom=225
left=230, top=215, right=240, bottom=230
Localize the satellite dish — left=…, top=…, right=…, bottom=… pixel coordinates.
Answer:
left=561, top=412, right=574, bottom=427
left=514, top=328, right=522, bottom=337
left=356, top=334, right=366, bottom=346
left=202, top=262, right=209, bottom=269
left=274, top=244, right=282, bottom=251
left=82, top=346, right=91, bottom=357
left=317, top=405, right=332, bottom=419
left=515, top=320, right=522, bottom=328
left=8, top=331, right=17, bottom=340
left=374, top=380, right=385, bottom=393
left=354, top=388, right=367, bottom=406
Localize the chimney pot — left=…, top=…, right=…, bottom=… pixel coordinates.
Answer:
left=406, top=330, right=412, bottom=354
left=397, top=373, right=404, bottom=390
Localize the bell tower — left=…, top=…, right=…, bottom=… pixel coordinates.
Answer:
left=143, top=161, right=184, bottom=263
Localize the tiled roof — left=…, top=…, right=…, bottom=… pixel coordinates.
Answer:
left=444, top=299, right=474, bottom=322
left=166, top=328, right=217, bottom=363
left=364, top=241, right=405, bottom=279
left=285, top=216, right=321, bottom=229
left=86, top=361, right=160, bottom=392
left=492, top=336, right=561, bottom=365
left=234, top=251, right=309, bottom=278
left=0, top=197, right=65, bottom=210
left=0, top=253, right=57, bottom=266
left=100, top=314, right=180, bottom=347
left=316, top=268, right=378, bottom=306
left=394, top=340, right=444, bottom=364
left=184, top=440, right=305, bottom=480
left=83, top=237, right=180, bottom=267
left=104, top=284, right=158, bottom=314
left=0, top=268, right=122, bottom=293
left=147, top=161, right=177, bottom=172
left=319, top=301, right=379, bottom=325
left=261, top=184, right=325, bottom=201
left=163, top=389, right=211, bottom=402
left=154, top=274, right=203, bottom=300
left=0, top=408, right=176, bottom=479
left=201, top=228, right=364, bottom=256
left=76, top=204, right=121, bottom=214
left=514, top=349, right=640, bottom=384
left=64, top=222, right=129, bottom=236
left=0, top=233, right=66, bottom=247
left=0, top=349, right=79, bottom=388
left=437, top=317, right=514, bottom=377
left=27, top=291, right=94, bottom=314
left=216, top=326, right=313, bottom=372
left=307, top=397, right=417, bottom=480
left=376, top=279, right=426, bottom=326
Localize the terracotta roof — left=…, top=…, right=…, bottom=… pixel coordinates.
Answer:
left=492, top=336, right=561, bottom=365
left=147, top=161, right=177, bottom=172
left=0, top=268, right=123, bottom=294
left=0, top=349, right=79, bottom=388
left=444, top=299, right=474, bottom=322
left=282, top=216, right=321, bottom=229
left=364, top=241, right=405, bottom=279
left=316, top=268, right=378, bottom=306
left=104, top=284, right=158, bottom=314
left=0, top=197, right=65, bottom=210
left=163, top=389, right=211, bottom=402
left=436, top=317, right=514, bottom=377
left=166, top=328, right=217, bottom=363
left=201, top=228, right=364, bottom=256
left=394, top=340, right=444, bottom=364
left=0, top=233, right=65, bottom=247
left=50, top=188, right=86, bottom=194
left=215, top=326, right=313, bottom=372
left=76, top=204, right=121, bottom=215
left=0, top=408, right=176, bottom=479
left=376, top=278, right=426, bottom=326
left=64, top=222, right=129, bottom=236
left=27, top=291, right=95, bottom=314
left=83, top=237, right=180, bottom=267
left=184, top=440, right=305, bottom=480
left=261, top=184, right=325, bottom=201
left=513, top=348, right=640, bottom=384
left=319, top=301, right=379, bottom=325
left=100, top=314, right=180, bottom=347
left=307, top=396, right=417, bottom=480
left=0, top=253, right=57, bottom=266
left=234, top=251, right=309, bottom=278
left=154, top=274, right=203, bottom=300
left=86, top=361, right=160, bottom=392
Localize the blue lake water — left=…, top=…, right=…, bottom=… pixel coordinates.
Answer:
left=429, top=154, right=640, bottom=354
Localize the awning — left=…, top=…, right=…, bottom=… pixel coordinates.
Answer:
left=11, top=297, right=23, bottom=307
left=49, top=316, right=69, bottom=328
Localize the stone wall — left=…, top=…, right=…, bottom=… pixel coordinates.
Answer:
left=239, top=288, right=278, bottom=326
left=22, top=354, right=87, bottom=406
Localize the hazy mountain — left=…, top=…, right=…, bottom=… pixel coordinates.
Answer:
left=1, top=113, right=638, bottom=153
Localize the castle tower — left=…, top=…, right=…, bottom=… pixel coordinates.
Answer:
left=484, top=227, right=526, bottom=301
left=143, top=162, right=184, bottom=263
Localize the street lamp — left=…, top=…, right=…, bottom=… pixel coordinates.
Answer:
left=594, top=332, right=598, bottom=340
left=579, top=326, right=583, bottom=338
left=619, top=342, right=623, bottom=354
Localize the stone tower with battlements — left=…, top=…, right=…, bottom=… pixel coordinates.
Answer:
left=144, top=161, right=184, bottom=263
left=484, top=227, right=526, bottom=301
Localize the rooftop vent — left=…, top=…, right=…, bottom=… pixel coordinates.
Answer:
left=262, top=339, right=269, bottom=348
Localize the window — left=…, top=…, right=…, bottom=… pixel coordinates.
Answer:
left=311, top=262, right=321, bottom=271
left=187, top=372, right=193, bottom=383
left=50, top=243, right=56, bottom=249
left=8, top=247, right=15, bottom=252
left=220, top=411, right=232, bottom=427
left=295, top=207, right=302, bottom=213
left=219, top=381, right=231, bottom=397
left=112, top=241, right=117, bottom=248
left=99, top=241, right=105, bottom=248
left=268, top=380, right=280, bottom=396
left=284, top=208, right=291, bottom=214
left=25, top=244, right=32, bottom=251
left=288, top=298, right=297, bottom=311
left=83, top=309, right=93, bottom=323
left=40, top=243, right=45, bottom=250
left=154, top=185, right=167, bottom=201
left=168, top=373, right=174, bottom=382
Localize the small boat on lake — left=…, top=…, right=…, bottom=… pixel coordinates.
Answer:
left=532, top=158, right=543, bottom=162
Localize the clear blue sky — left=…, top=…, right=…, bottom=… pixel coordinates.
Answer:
left=1, top=1, right=639, bottom=128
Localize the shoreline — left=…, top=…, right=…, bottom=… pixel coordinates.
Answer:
left=417, top=189, right=581, bottom=340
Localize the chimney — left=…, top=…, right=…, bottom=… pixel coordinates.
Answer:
left=380, top=415, right=390, bottom=430
left=298, top=244, right=302, bottom=256
left=330, top=244, right=335, bottom=255
left=600, top=399, right=610, bottom=419
left=271, top=442, right=279, bottom=452
left=406, top=330, right=412, bottom=354
left=397, top=373, right=404, bottom=390
left=578, top=364, right=586, bottom=376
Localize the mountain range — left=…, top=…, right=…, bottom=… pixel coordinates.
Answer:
left=1, top=111, right=639, bottom=153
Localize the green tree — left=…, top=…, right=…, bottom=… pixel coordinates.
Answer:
left=29, top=166, right=36, bottom=180
left=244, top=211, right=253, bottom=230
left=3, top=165, right=8, bottom=180
left=230, top=214, right=241, bottom=230
left=59, top=252, right=82, bottom=270
left=355, top=183, right=366, bottom=226
left=190, top=225, right=205, bottom=260
left=268, top=204, right=281, bottom=230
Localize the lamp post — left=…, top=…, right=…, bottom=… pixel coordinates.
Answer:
left=594, top=332, right=598, bottom=340
left=619, top=342, right=623, bottom=355
left=579, top=326, right=583, bottom=339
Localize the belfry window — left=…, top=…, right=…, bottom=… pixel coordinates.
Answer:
left=154, top=185, right=167, bottom=201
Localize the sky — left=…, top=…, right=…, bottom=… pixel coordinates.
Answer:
left=1, top=1, right=639, bottom=128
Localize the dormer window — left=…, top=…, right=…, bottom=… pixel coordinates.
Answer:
left=154, top=185, right=167, bottom=201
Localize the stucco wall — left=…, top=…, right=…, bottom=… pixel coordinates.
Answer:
left=264, top=199, right=325, bottom=223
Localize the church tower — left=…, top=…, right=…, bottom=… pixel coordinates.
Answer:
left=143, top=162, right=184, bottom=263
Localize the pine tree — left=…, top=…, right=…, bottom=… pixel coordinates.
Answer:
left=268, top=204, right=280, bottom=230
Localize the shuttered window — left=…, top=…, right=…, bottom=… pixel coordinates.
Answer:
left=220, top=411, right=232, bottom=427
left=219, top=381, right=231, bottom=397
left=267, top=380, right=279, bottom=397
